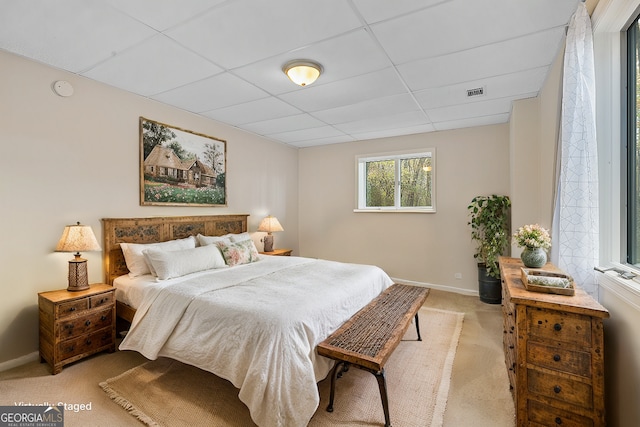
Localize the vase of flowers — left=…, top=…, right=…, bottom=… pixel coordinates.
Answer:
left=513, top=224, right=551, bottom=268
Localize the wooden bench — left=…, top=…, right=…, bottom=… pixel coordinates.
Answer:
left=317, top=283, right=430, bottom=427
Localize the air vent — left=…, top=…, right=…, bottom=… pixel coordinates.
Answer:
left=467, top=87, right=484, bottom=97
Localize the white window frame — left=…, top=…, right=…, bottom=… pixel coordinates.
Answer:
left=354, top=148, right=436, bottom=213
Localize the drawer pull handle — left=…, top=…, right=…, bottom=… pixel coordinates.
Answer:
left=99, top=298, right=105, bottom=304
left=100, top=315, right=107, bottom=321
left=555, top=416, right=562, bottom=424
left=553, top=354, right=561, bottom=362
left=554, top=385, right=562, bottom=394
left=554, top=323, right=562, bottom=331
left=68, top=307, right=76, bottom=312
left=85, top=320, right=91, bottom=326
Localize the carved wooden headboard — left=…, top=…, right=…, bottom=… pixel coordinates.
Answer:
left=101, top=214, right=249, bottom=285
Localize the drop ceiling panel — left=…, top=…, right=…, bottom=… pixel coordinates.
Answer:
left=267, top=125, right=347, bottom=143
left=312, top=93, right=420, bottom=125
left=165, top=0, right=362, bottom=70
left=426, top=95, right=528, bottom=123
left=0, top=0, right=155, bottom=72
left=398, top=27, right=565, bottom=92
left=371, top=0, right=578, bottom=65
left=334, top=110, right=429, bottom=134
left=433, top=113, right=510, bottom=131
left=152, top=73, right=268, bottom=113
left=350, top=123, right=436, bottom=141
left=203, top=97, right=302, bottom=126
left=351, top=0, right=450, bottom=24
left=83, top=34, right=222, bottom=96
left=241, top=114, right=327, bottom=135
left=104, top=0, right=226, bottom=31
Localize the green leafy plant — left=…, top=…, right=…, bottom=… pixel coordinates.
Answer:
left=468, top=195, right=511, bottom=278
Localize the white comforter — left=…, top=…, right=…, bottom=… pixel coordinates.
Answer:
left=119, top=255, right=393, bottom=427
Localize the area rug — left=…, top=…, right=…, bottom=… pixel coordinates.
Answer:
left=100, top=307, right=464, bottom=427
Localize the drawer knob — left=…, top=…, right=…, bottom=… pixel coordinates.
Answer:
left=553, top=323, right=562, bottom=331
left=555, top=416, right=563, bottom=424
left=100, top=315, right=107, bottom=321
left=86, top=339, right=92, bottom=345
left=68, top=307, right=76, bottom=312
left=85, top=320, right=91, bottom=326
left=99, top=298, right=105, bottom=304
left=553, top=354, right=561, bottom=362
left=554, top=385, right=562, bottom=394
left=64, top=324, right=73, bottom=330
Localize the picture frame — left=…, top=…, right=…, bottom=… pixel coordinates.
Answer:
left=140, top=117, right=227, bottom=207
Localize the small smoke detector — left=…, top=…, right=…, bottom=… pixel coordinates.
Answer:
left=466, top=87, right=484, bottom=98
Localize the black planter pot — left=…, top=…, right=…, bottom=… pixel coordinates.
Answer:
left=478, top=264, right=502, bottom=304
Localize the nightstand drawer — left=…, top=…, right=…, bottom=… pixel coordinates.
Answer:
left=56, top=298, right=89, bottom=317
left=528, top=400, right=594, bottom=427
left=56, top=308, right=114, bottom=340
left=527, top=341, right=591, bottom=377
left=90, top=292, right=113, bottom=309
left=57, top=328, right=113, bottom=360
left=527, top=308, right=592, bottom=347
left=528, top=369, right=593, bottom=409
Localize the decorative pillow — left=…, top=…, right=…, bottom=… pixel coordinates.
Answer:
left=216, top=239, right=260, bottom=267
left=196, top=233, right=232, bottom=247
left=228, top=232, right=251, bottom=243
left=120, top=236, right=196, bottom=278
left=143, top=244, right=227, bottom=280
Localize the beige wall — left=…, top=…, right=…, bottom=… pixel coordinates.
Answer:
left=298, top=125, right=510, bottom=294
left=0, top=50, right=299, bottom=366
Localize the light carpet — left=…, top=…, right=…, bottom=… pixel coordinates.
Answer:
left=100, top=307, right=464, bottom=427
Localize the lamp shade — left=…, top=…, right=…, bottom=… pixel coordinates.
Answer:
left=257, top=216, right=284, bottom=234
left=55, top=222, right=101, bottom=253
left=283, top=60, right=322, bottom=86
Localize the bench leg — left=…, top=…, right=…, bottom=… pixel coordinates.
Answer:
left=327, top=361, right=347, bottom=412
left=375, top=368, right=392, bottom=427
left=415, top=312, right=422, bottom=341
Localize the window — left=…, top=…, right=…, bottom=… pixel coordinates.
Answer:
left=628, top=13, right=640, bottom=265
left=355, top=149, right=435, bottom=212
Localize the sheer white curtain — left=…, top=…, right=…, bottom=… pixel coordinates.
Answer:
left=551, top=2, right=599, bottom=296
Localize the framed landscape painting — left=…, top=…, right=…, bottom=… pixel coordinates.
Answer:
left=140, top=117, right=227, bottom=206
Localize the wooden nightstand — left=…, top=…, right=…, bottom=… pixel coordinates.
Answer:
left=38, top=283, right=116, bottom=374
left=260, top=248, right=292, bottom=256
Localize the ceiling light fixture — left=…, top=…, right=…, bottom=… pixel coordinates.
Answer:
left=283, top=60, right=323, bottom=87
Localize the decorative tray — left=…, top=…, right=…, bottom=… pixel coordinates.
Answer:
left=520, top=268, right=575, bottom=296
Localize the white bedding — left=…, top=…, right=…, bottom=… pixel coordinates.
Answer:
left=119, top=255, right=393, bottom=427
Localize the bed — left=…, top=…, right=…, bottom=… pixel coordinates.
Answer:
left=101, top=215, right=393, bottom=427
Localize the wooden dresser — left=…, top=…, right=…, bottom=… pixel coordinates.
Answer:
left=39, top=284, right=116, bottom=374
left=499, top=257, right=609, bottom=426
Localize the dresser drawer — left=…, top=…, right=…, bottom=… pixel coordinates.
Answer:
left=527, top=341, right=591, bottom=377
left=57, top=328, right=113, bottom=360
left=528, top=399, right=594, bottom=427
left=56, top=308, right=114, bottom=340
left=56, top=298, right=90, bottom=317
left=528, top=369, right=593, bottom=409
left=90, top=292, right=113, bottom=309
left=527, top=308, right=592, bottom=347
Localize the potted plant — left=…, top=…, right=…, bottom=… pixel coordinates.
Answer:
left=468, top=195, right=511, bottom=304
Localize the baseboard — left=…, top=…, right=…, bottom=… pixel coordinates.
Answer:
left=390, top=277, right=479, bottom=297
left=0, top=351, right=39, bottom=373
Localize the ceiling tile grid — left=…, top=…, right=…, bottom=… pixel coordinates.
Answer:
left=0, top=0, right=580, bottom=147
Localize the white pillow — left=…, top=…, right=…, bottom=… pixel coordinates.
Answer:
left=196, top=233, right=232, bottom=247
left=228, top=232, right=251, bottom=242
left=143, top=244, right=227, bottom=280
left=120, top=236, right=196, bottom=278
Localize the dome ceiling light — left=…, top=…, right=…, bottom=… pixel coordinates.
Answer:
left=283, top=60, right=323, bottom=87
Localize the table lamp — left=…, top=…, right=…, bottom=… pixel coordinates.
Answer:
left=55, top=222, right=101, bottom=291
left=258, top=216, right=284, bottom=252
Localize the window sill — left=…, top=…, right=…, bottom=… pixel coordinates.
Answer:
left=353, top=209, right=436, bottom=213
left=596, top=264, right=640, bottom=310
